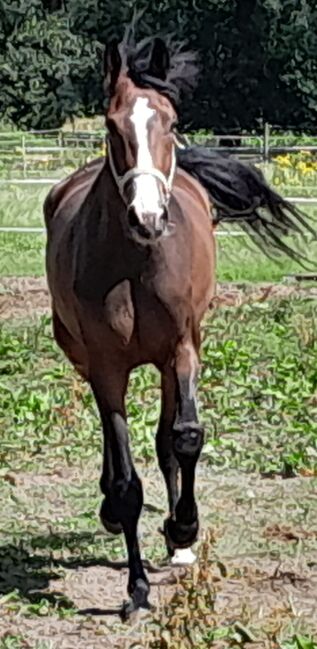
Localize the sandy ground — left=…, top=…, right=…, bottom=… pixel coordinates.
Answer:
left=1, top=464, right=317, bottom=648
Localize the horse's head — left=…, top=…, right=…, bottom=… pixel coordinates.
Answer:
left=104, top=39, right=178, bottom=243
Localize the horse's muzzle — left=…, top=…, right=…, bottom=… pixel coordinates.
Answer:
left=127, top=206, right=168, bottom=243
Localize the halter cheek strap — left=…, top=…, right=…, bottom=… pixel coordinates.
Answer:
left=107, top=137, right=176, bottom=203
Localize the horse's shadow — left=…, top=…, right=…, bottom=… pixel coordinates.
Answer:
left=0, top=532, right=128, bottom=616
left=0, top=530, right=167, bottom=617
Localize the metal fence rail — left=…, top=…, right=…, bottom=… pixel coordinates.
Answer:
left=0, top=227, right=262, bottom=236
left=1, top=123, right=317, bottom=167
left=0, top=195, right=316, bottom=235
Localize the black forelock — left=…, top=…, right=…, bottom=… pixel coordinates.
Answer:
left=113, top=23, right=199, bottom=108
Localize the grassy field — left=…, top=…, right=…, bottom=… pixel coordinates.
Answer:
left=1, top=298, right=316, bottom=475
left=3, top=229, right=317, bottom=282
left=0, top=299, right=317, bottom=647
left=1, top=154, right=317, bottom=647
left=0, top=182, right=316, bottom=282
left=0, top=151, right=317, bottom=282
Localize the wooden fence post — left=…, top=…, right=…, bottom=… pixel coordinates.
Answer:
left=264, top=122, right=270, bottom=163
left=58, top=130, right=64, bottom=167
left=22, top=134, right=26, bottom=177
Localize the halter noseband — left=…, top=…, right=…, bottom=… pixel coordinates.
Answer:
left=107, top=137, right=177, bottom=204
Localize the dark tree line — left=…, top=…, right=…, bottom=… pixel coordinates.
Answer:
left=0, top=0, right=316, bottom=132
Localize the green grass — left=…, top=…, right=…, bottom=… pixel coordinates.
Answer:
left=0, top=232, right=45, bottom=277
left=0, top=181, right=316, bottom=280
left=0, top=161, right=316, bottom=281
left=0, top=301, right=317, bottom=646
left=0, top=298, right=316, bottom=475
left=217, top=225, right=317, bottom=282
left=2, top=229, right=317, bottom=281
left=2, top=132, right=317, bottom=648
left=0, top=185, right=51, bottom=228
left=0, top=227, right=316, bottom=281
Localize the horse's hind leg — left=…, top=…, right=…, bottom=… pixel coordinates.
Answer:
left=156, top=368, right=179, bottom=517
left=164, top=337, right=204, bottom=561
left=91, top=367, right=150, bottom=620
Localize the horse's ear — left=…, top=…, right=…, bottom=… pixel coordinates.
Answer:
left=148, top=38, right=170, bottom=80
left=104, top=40, right=122, bottom=92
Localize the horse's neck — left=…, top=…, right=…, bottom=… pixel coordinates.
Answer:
left=75, top=166, right=149, bottom=300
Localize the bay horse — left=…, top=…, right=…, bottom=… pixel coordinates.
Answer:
left=44, top=30, right=314, bottom=619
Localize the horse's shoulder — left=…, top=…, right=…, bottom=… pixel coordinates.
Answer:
left=44, top=157, right=105, bottom=225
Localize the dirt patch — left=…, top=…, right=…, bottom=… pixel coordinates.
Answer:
left=1, top=276, right=316, bottom=321
left=263, top=523, right=317, bottom=542
left=0, top=276, right=49, bottom=321
left=1, top=465, right=317, bottom=647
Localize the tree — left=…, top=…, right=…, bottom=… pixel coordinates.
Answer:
left=0, top=0, right=101, bottom=129
left=0, top=0, right=316, bottom=132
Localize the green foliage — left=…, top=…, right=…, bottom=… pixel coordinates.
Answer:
left=0, top=0, right=101, bottom=129
left=0, top=0, right=317, bottom=131
left=1, top=191, right=316, bottom=280
left=282, top=638, right=317, bottom=649
left=0, top=306, right=317, bottom=642
left=0, top=298, right=316, bottom=475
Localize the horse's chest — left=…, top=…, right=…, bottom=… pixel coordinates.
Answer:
left=103, top=278, right=179, bottom=358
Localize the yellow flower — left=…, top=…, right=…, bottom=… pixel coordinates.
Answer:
left=274, top=154, right=292, bottom=168
left=296, top=160, right=309, bottom=174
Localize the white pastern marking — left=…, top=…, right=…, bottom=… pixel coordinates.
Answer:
left=171, top=548, right=197, bottom=565
left=130, top=97, right=162, bottom=217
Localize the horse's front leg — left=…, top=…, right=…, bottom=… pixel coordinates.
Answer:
left=91, top=368, right=150, bottom=620
left=156, top=367, right=179, bottom=517
left=164, top=337, right=204, bottom=563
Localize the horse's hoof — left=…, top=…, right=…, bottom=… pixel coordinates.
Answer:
left=100, top=499, right=123, bottom=535
left=163, top=517, right=199, bottom=554
left=120, top=578, right=152, bottom=622
left=120, top=600, right=152, bottom=623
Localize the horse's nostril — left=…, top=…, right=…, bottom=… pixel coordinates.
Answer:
left=162, top=207, right=168, bottom=223
left=127, top=206, right=139, bottom=228
left=127, top=206, right=167, bottom=241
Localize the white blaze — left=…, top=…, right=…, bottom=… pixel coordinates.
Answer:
left=130, top=97, right=163, bottom=217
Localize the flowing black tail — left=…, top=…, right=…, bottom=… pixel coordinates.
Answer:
left=176, top=145, right=316, bottom=265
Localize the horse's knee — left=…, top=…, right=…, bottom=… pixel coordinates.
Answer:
left=100, top=497, right=123, bottom=535
left=100, top=474, right=143, bottom=535
left=111, top=474, right=144, bottom=525
left=173, top=421, right=204, bottom=459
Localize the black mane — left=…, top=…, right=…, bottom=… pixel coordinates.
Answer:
left=116, top=25, right=199, bottom=107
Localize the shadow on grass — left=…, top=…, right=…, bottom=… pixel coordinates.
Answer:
left=0, top=530, right=165, bottom=615
left=0, top=532, right=124, bottom=613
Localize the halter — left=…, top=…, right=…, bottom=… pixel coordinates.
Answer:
left=107, top=137, right=177, bottom=204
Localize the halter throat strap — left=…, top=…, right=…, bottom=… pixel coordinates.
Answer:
left=107, top=137, right=176, bottom=203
